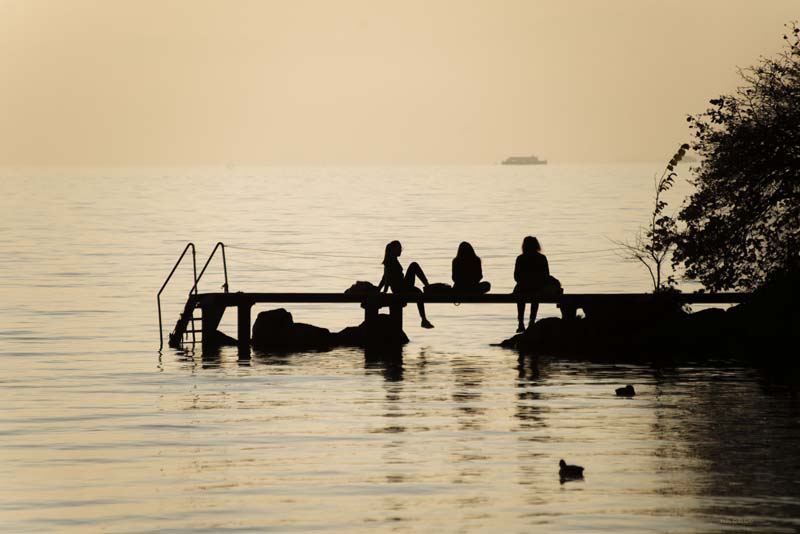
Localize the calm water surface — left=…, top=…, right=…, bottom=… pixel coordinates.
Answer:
left=1, top=165, right=799, bottom=532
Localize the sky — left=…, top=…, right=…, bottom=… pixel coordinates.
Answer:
left=0, top=0, right=796, bottom=165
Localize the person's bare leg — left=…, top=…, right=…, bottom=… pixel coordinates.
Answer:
left=405, top=262, right=429, bottom=287
left=406, top=283, right=433, bottom=328
left=517, top=302, right=526, bottom=332
left=418, top=302, right=433, bottom=328
left=528, top=303, right=540, bottom=329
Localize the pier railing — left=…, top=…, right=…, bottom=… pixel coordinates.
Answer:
left=191, top=241, right=229, bottom=295
left=158, top=242, right=231, bottom=351
left=157, top=243, right=197, bottom=351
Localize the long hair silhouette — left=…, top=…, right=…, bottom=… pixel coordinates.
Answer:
left=382, top=240, right=401, bottom=264
left=455, top=241, right=478, bottom=260
left=521, top=236, right=541, bottom=255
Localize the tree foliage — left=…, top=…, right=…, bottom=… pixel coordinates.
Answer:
left=618, top=145, right=689, bottom=292
left=674, top=23, right=800, bottom=290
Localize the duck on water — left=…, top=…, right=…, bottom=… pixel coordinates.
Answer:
left=559, top=459, right=584, bottom=481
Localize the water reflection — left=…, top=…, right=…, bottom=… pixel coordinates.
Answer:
left=251, top=349, right=299, bottom=367
left=514, top=355, right=548, bottom=430
left=451, top=354, right=486, bottom=431
left=364, top=346, right=404, bottom=382
left=148, top=345, right=800, bottom=532
left=200, top=346, right=222, bottom=369
left=647, top=366, right=800, bottom=530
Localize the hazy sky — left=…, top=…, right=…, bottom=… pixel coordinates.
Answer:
left=0, top=0, right=796, bottom=165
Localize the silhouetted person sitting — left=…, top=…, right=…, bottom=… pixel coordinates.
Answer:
left=377, top=240, right=434, bottom=328
left=514, top=236, right=550, bottom=332
left=452, top=241, right=491, bottom=294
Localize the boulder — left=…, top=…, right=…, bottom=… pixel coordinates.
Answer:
left=502, top=317, right=591, bottom=354
left=174, top=329, right=237, bottom=348
left=251, top=308, right=409, bottom=353
left=667, top=307, right=731, bottom=351
left=252, top=308, right=294, bottom=344
left=581, top=295, right=686, bottom=325
left=335, top=314, right=409, bottom=348
left=726, top=271, right=800, bottom=351
left=500, top=274, right=799, bottom=362
left=252, top=308, right=334, bottom=351
left=290, top=322, right=335, bottom=351
left=501, top=306, right=731, bottom=356
left=208, top=330, right=238, bottom=347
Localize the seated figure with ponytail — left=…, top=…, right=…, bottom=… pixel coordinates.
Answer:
left=377, top=240, right=434, bottom=329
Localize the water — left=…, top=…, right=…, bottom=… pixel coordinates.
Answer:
left=1, top=165, right=798, bottom=532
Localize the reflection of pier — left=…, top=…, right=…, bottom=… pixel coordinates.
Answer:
left=158, top=242, right=751, bottom=355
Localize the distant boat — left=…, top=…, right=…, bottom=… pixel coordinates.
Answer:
left=501, top=154, right=547, bottom=165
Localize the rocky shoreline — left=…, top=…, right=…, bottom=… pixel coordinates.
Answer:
left=501, top=273, right=798, bottom=362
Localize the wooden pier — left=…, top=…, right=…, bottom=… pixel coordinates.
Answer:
left=157, top=242, right=752, bottom=353
left=169, top=290, right=751, bottom=353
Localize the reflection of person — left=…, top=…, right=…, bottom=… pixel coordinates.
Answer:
left=452, top=242, right=491, bottom=294
left=513, top=236, right=550, bottom=332
left=377, top=240, right=434, bottom=328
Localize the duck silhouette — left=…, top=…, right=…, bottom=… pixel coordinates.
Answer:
left=559, top=459, right=584, bottom=480
left=615, top=385, right=635, bottom=397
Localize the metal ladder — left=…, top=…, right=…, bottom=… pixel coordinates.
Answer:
left=158, top=242, right=229, bottom=350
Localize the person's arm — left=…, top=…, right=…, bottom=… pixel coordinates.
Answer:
left=543, top=255, right=550, bottom=277
left=477, top=258, right=483, bottom=281
left=514, top=256, right=522, bottom=283
left=377, top=273, right=386, bottom=293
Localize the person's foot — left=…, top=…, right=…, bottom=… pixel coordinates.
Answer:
left=421, top=319, right=434, bottom=329
left=516, top=324, right=525, bottom=333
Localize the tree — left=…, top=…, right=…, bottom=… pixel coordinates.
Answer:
left=674, top=23, right=800, bottom=291
left=617, top=145, right=689, bottom=292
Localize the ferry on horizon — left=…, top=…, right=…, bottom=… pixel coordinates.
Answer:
left=501, top=154, right=547, bottom=165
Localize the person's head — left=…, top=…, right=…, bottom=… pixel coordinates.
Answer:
left=521, top=236, right=541, bottom=255
left=383, top=240, right=402, bottom=264
left=456, top=241, right=477, bottom=259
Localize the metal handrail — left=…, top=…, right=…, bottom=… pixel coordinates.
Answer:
left=191, top=241, right=229, bottom=295
left=157, top=243, right=197, bottom=351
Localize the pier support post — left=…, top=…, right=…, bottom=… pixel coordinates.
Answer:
left=237, top=302, right=252, bottom=355
left=389, top=302, right=404, bottom=332
left=363, top=295, right=379, bottom=326
left=559, top=298, right=577, bottom=320
left=200, top=300, right=225, bottom=349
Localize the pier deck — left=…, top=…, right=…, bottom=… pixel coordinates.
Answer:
left=173, top=291, right=750, bottom=352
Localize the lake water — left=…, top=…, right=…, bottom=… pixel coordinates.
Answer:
left=1, top=165, right=798, bottom=533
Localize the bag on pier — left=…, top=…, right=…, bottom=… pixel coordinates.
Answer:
left=547, top=275, right=562, bottom=290
left=424, top=282, right=453, bottom=295
left=345, top=280, right=380, bottom=295
left=542, top=275, right=564, bottom=298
